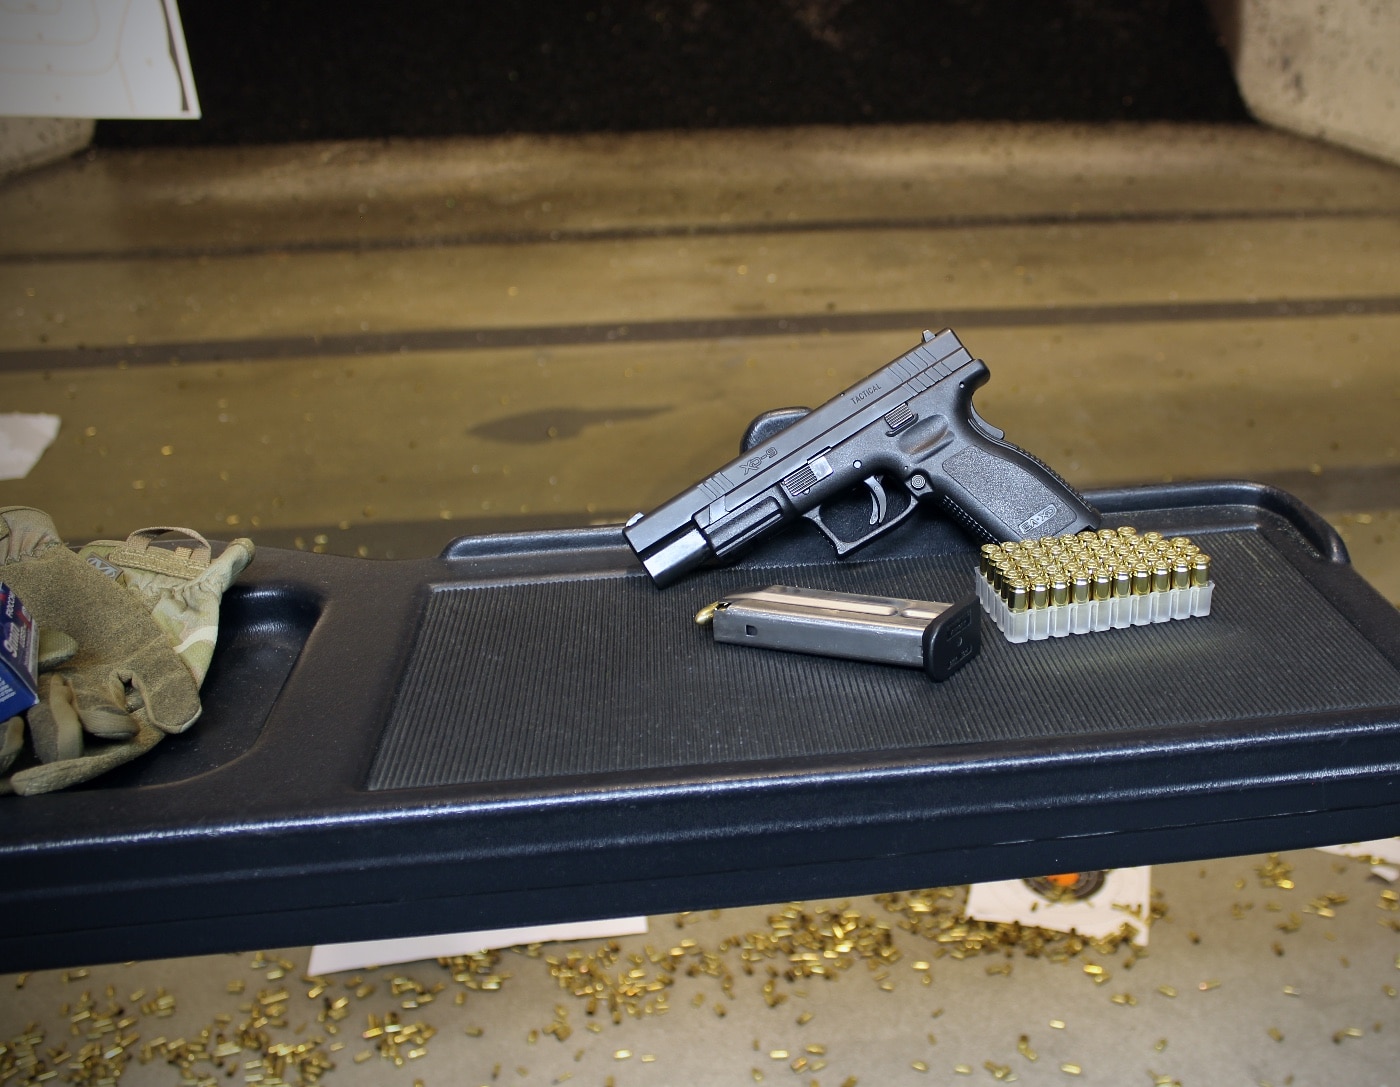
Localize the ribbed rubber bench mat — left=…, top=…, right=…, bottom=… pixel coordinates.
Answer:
left=368, top=530, right=1400, bottom=790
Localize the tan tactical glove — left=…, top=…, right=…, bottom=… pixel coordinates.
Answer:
left=0, top=507, right=203, bottom=795
left=0, top=716, right=22, bottom=775
left=80, top=527, right=254, bottom=688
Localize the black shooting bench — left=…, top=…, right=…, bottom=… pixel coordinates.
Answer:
left=4, top=481, right=1400, bottom=974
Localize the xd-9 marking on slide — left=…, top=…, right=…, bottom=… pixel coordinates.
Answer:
left=624, top=329, right=1101, bottom=587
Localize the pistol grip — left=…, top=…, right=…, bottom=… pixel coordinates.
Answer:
left=935, top=437, right=1100, bottom=542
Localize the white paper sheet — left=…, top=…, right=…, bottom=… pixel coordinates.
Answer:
left=964, top=867, right=1153, bottom=945
left=1315, top=838, right=1400, bottom=881
left=0, top=413, right=60, bottom=481
left=0, top=0, right=199, bottom=119
left=307, top=916, right=650, bottom=976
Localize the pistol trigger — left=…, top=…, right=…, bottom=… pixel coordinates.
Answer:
left=863, top=475, right=888, bottom=525
left=804, top=487, right=918, bottom=558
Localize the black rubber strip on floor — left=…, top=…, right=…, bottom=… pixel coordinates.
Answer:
left=3, top=296, right=1399, bottom=373
left=6, top=208, right=1395, bottom=266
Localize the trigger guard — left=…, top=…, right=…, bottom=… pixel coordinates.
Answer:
left=802, top=505, right=867, bottom=557
left=803, top=487, right=920, bottom=557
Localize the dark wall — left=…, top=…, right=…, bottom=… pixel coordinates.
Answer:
left=98, top=0, right=1248, bottom=147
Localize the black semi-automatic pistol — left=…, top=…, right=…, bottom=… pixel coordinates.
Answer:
left=624, top=328, right=1100, bottom=587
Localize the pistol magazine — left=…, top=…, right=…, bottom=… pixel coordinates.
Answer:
left=697, top=584, right=980, bottom=682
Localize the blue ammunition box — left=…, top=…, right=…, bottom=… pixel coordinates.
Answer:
left=0, top=582, right=39, bottom=719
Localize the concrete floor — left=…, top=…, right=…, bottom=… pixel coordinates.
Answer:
left=4, top=849, right=1399, bottom=1087
left=1, top=123, right=1399, bottom=1083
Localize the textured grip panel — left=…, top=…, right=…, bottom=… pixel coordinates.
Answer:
left=369, top=531, right=1400, bottom=791
left=1005, top=439, right=1098, bottom=518
left=942, top=446, right=1074, bottom=538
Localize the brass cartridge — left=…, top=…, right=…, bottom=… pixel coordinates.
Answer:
left=977, top=524, right=1215, bottom=643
